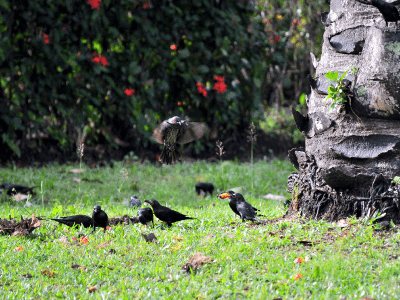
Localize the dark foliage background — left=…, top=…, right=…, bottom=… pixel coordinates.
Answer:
left=0, top=0, right=328, bottom=163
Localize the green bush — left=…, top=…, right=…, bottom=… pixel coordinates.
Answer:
left=0, top=0, right=270, bottom=157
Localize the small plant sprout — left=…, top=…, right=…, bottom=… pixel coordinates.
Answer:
left=325, top=66, right=358, bottom=112
left=325, top=70, right=349, bottom=110
left=215, top=140, right=225, bottom=163
left=216, top=140, right=225, bottom=186
left=392, top=176, right=400, bottom=184
left=247, top=122, right=257, bottom=190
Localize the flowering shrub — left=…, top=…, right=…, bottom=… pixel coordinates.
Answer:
left=0, top=0, right=272, bottom=157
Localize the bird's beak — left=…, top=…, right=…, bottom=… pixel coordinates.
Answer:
left=144, top=200, right=152, bottom=206
left=220, top=193, right=230, bottom=199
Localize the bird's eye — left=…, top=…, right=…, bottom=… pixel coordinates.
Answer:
left=234, top=195, right=237, bottom=198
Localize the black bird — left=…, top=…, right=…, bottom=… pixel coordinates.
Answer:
left=92, top=205, right=109, bottom=232
left=0, top=183, right=38, bottom=196
left=357, top=0, right=400, bottom=26
left=153, top=116, right=207, bottom=165
left=195, top=182, right=215, bottom=196
left=219, top=191, right=265, bottom=223
left=51, top=215, right=94, bottom=228
left=129, top=195, right=142, bottom=207
left=138, top=207, right=154, bottom=227
left=144, top=199, right=194, bottom=227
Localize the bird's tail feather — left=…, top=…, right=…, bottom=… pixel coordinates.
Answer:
left=159, top=147, right=182, bottom=165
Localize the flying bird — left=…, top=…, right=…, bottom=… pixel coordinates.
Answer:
left=92, top=205, right=109, bottom=232
left=0, top=183, right=38, bottom=196
left=144, top=199, right=194, bottom=227
left=138, top=207, right=154, bottom=227
left=153, top=116, right=207, bottom=165
left=129, top=195, right=142, bottom=207
left=219, top=191, right=265, bottom=224
left=51, top=215, right=94, bottom=228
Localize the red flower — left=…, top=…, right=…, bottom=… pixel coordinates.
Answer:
left=92, top=52, right=108, bottom=67
left=80, top=236, right=89, bottom=244
left=100, top=56, right=108, bottom=67
left=274, top=36, right=280, bottom=42
left=170, top=44, right=177, bottom=50
left=77, top=52, right=81, bottom=57
left=87, top=0, right=101, bottom=10
left=178, top=101, right=182, bottom=106
left=213, top=76, right=227, bottom=93
left=124, top=88, right=135, bottom=96
left=43, top=34, right=50, bottom=44
left=294, top=257, right=303, bottom=264
left=196, top=82, right=207, bottom=97
left=294, top=273, right=303, bottom=281
left=143, top=0, right=152, bottom=9
left=14, top=247, right=23, bottom=252
left=62, top=26, right=67, bottom=31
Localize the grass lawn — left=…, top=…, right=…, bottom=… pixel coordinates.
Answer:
left=1, top=160, right=400, bottom=299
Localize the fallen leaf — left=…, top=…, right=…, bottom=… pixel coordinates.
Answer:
left=71, top=264, right=88, bottom=272
left=22, top=273, right=32, bottom=278
left=243, top=285, right=250, bottom=290
left=41, top=270, right=57, bottom=277
left=12, top=193, right=29, bottom=202
left=70, top=169, right=84, bottom=173
left=72, top=177, right=81, bottom=183
left=58, top=236, right=70, bottom=245
left=294, top=273, right=303, bottom=281
left=337, top=219, right=350, bottom=228
left=170, top=242, right=182, bottom=251
left=294, top=257, right=303, bottom=264
left=88, top=286, right=97, bottom=293
left=172, top=236, right=183, bottom=241
left=98, top=240, right=111, bottom=248
left=80, top=236, right=89, bottom=244
left=13, top=246, right=23, bottom=252
left=182, top=252, right=213, bottom=273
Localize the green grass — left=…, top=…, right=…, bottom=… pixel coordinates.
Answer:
left=1, top=160, right=400, bottom=299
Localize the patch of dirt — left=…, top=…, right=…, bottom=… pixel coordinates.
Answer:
left=182, top=252, right=213, bottom=274
left=108, top=215, right=139, bottom=226
left=0, top=215, right=41, bottom=236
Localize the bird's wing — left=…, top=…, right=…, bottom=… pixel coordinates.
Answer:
left=155, top=207, right=190, bottom=222
left=229, top=201, right=241, bottom=216
left=152, top=121, right=169, bottom=144
left=177, top=122, right=208, bottom=144
left=237, top=202, right=257, bottom=220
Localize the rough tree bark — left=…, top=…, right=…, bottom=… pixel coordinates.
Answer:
left=286, top=0, right=400, bottom=225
